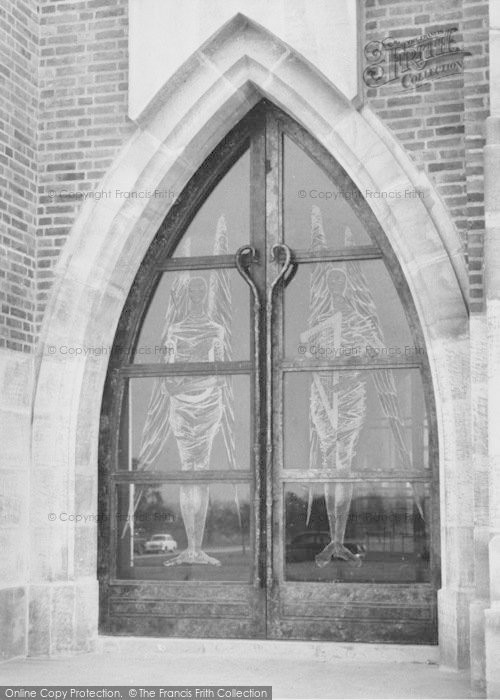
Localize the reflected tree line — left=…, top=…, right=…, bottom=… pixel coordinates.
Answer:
left=130, top=486, right=426, bottom=554
left=133, top=486, right=250, bottom=550
left=285, top=489, right=426, bottom=547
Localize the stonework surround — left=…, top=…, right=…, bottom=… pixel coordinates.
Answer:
left=0, top=0, right=498, bottom=696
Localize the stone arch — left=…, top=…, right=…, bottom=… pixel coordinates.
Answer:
left=31, top=14, right=470, bottom=664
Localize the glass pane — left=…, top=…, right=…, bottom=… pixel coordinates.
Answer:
left=134, top=269, right=250, bottom=363
left=283, top=369, right=428, bottom=473
left=172, top=150, right=250, bottom=257
left=120, top=375, right=251, bottom=471
left=117, top=482, right=251, bottom=582
left=285, top=260, right=416, bottom=359
left=284, top=136, right=372, bottom=250
left=285, top=481, right=430, bottom=583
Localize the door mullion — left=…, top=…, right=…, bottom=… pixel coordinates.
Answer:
left=249, top=117, right=268, bottom=631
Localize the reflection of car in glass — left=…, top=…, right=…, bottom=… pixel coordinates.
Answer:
left=144, top=533, right=178, bottom=553
left=286, top=531, right=364, bottom=563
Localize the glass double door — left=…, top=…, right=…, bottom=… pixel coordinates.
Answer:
left=99, top=103, right=438, bottom=643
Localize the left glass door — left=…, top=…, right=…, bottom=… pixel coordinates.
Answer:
left=99, top=111, right=268, bottom=637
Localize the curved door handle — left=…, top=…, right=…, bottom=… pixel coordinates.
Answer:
left=235, top=245, right=260, bottom=310
left=268, top=243, right=294, bottom=296
left=265, top=243, right=294, bottom=590
left=235, top=245, right=264, bottom=589
left=235, top=243, right=295, bottom=591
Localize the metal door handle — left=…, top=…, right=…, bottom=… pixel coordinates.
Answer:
left=235, top=245, right=264, bottom=588
left=266, top=243, right=294, bottom=589
left=235, top=243, right=295, bottom=590
left=268, top=243, right=293, bottom=297
left=235, top=245, right=260, bottom=308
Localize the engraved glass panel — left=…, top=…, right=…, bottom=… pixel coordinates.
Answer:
left=283, top=369, right=428, bottom=473
left=285, top=261, right=415, bottom=360
left=134, top=269, right=250, bottom=364
left=117, top=482, right=251, bottom=582
left=119, top=375, right=251, bottom=472
left=285, top=481, right=430, bottom=583
left=172, top=150, right=250, bottom=258
left=283, top=136, right=373, bottom=250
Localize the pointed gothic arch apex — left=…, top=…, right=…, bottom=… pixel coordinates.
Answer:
left=129, top=0, right=359, bottom=120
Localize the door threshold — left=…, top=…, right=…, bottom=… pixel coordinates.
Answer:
left=98, top=636, right=439, bottom=664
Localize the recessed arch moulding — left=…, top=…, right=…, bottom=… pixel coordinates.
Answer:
left=31, top=10, right=471, bottom=666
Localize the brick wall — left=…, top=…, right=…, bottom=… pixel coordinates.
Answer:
left=0, top=0, right=37, bottom=352
left=1, top=0, right=134, bottom=346
left=463, top=0, right=489, bottom=313
left=363, top=0, right=489, bottom=308
left=37, top=0, right=132, bottom=331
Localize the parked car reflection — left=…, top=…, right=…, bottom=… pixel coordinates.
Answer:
left=286, top=531, right=365, bottom=563
left=144, top=533, right=178, bottom=554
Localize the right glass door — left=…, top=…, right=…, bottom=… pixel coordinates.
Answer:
left=266, top=119, right=439, bottom=643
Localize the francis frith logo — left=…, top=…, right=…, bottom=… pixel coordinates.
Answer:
left=363, top=27, right=471, bottom=91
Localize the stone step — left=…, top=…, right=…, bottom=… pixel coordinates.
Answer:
left=98, top=635, right=439, bottom=665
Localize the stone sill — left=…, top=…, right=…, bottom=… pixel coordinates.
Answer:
left=98, top=635, right=439, bottom=665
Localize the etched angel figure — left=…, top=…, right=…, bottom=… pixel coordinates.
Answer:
left=161, top=275, right=225, bottom=566
left=126, top=216, right=237, bottom=567
left=301, top=206, right=420, bottom=567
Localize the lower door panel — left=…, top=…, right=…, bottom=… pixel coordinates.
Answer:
left=267, top=584, right=437, bottom=643
left=103, top=583, right=266, bottom=638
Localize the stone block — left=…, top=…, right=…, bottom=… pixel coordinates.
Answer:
left=0, top=529, right=26, bottom=586
left=51, top=583, right=75, bottom=654
left=74, top=579, right=99, bottom=653
left=30, top=466, right=70, bottom=529
left=469, top=598, right=488, bottom=696
left=0, top=350, right=32, bottom=411
left=30, top=524, right=69, bottom=583
left=0, top=411, right=31, bottom=470
left=438, top=586, right=474, bottom=669
left=28, top=581, right=99, bottom=657
left=485, top=606, right=500, bottom=698
left=74, top=525, right=97, bottom=578
left=0, top=467, right=28, bottom=567
left=489, top=536, right=500, bottom=602
left=75, top=475, right=95, bottom=514
left=0, top=586, right=26, bottom=661
left=28, top=585, right=51, bottom=657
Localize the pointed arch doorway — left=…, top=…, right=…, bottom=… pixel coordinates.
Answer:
left=98, top=101, right=439, bottom=643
